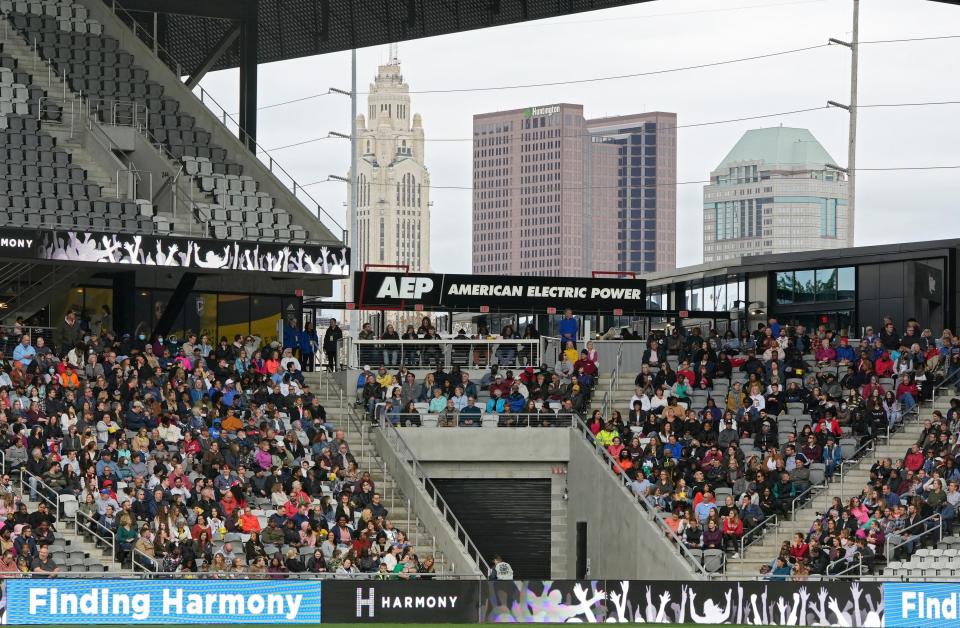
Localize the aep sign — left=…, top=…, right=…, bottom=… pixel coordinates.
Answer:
left=375, top=276, right=434, bottom=300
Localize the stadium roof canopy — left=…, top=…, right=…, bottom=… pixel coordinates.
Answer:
left=118, top=0, right=667, bottom=72
left=114, top=0, right=958, bottom=143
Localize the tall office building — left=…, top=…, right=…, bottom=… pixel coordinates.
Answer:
left=472, top=104, right=676, bottom=277
left=350, top=48, right=431, bottom=272
left=702, top=127, right=850, bottom=263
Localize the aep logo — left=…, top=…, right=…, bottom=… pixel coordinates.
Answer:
left=375, top=276, right=434, bottom=300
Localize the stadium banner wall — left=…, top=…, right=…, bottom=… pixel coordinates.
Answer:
left=0, top=227, right=349, bottom=277
left=5, top=578, right=322, bottom=624
left=884, top=582, right=960, bottom=627
left=354, top=270, right=647, bottom=315
left=483, top=580, right=884, bottom=625
left=322, top=580, right=481, bottom=623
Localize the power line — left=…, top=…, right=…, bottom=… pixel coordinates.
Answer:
left=507, top=0, right=831, bottom=27
left=256, top=100, right=960, bottom=152
left=243, top=32, right=960, bottom=112
left=299, top=166, right=960, bottom=192
left=388, top=44, right=832, bottom=95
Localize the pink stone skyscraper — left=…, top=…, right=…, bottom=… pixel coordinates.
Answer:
left=472, top=104, right=676, bottom=277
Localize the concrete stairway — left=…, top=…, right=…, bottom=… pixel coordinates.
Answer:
left=0, top=22, right=118, bottom=192
left=302, top=372, right=457, bottom=573
left=15, top=489, right=123, bottom=574
left=725, top=396, right=951, bottom=576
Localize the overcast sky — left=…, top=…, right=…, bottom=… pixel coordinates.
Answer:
left=197, top=0, right=960, bottom=273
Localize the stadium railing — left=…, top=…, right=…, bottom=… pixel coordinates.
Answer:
left=345, top=338, right=540, bottom=371
left=375, top=416, right=491, bottom=577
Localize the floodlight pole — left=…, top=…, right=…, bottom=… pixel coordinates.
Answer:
left=828, top=0, right=859, bottom=246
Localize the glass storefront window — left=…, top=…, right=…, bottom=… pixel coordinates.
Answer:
left=815, top=268, right=837, bottom=301
left=776, top=272, right=795, bottom=304
left=838, top=267, right=855, bottom=299
left=793, top=270, right=815, bottom=303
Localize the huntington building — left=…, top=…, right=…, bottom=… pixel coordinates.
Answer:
left=472, top=104, right=677, bottom=277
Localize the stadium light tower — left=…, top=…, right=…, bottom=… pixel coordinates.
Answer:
left=827, top=0, right=859, bottom=245
left=331, top=50, right=359, bottom=333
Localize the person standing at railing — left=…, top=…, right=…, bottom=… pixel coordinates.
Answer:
left=298, top=321, right=319, bottom=373
left=558, top=308, right=578, bottom=348
left=381, top=323, right=400, bottom=368
left=323, top=318, right=343, bottom=372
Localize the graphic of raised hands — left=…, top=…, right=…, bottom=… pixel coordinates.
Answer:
left=318, top=246, right=329, bottom=272
left=120, top=236, right=142, bottom=264
left=862, top=592, right=883, bottom=627
left=99, top=235, right=122, bottom=262
left=797, top=586, right=810, bottom=626
left=828, top=597, right=853, bottom=627
left=605, top=581, right=630, bottom=623
left=748, top=594, right=764, bottom=625
left=849, top=582, right=863, bottom=622
left=810, top=587, right=830, bottom=625
left=776, top=597, right=789, bottom=625
left=196, top=245, right=231, bottom=268
left=569, top=581, right=607, bottom=624
left=653, top=591, right=670, bottom=623
left=670, top=586, right=688, bottom=624
left=690, top=589, right=732, bottom=625
left=644, top=587, right=657, bottom=623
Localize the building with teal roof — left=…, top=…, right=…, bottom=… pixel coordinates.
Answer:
left=702, top=127, right=850, bottom=263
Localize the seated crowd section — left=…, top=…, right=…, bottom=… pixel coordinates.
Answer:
left=352, top=317, right=598, bottom=428
left=603, top=317, right=960, bottom=579
left=0, top=313, right=436, bottom=578
left=2, top=0, right=313, bottom=242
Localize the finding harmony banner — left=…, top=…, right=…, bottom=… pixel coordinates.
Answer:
left=5, top=579, right=322, bottom=624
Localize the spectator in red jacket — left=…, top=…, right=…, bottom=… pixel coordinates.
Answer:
left=904, top=443, right=925, bottom=472
left=875, top=352, right=895, bottom=378
left=814, top=415, right=842, bottom=438
left=895, top=374, right=920, bottom=412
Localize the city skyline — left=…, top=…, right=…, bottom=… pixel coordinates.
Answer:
left=196, top=0, right=959, bottom=273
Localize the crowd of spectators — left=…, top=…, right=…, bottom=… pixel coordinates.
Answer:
left=597, top=316, right=958, bottom=578
left=0, top=311, right=435, bottom=578
left=356, top=340, right=599, bottom=428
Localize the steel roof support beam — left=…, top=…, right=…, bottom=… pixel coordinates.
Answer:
left=238, top=0, right=260, bottom=151
left=185, top=23, right=241, bottom=89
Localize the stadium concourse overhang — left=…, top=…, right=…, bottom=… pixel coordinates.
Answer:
left=0, top=227, right=349, bottom=341
left=115, top=0, right=960, bottom=146
left=113, top=0, right=666, bottom=146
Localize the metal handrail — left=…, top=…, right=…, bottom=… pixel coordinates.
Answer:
left=378, top=418, right=491, bottom=576
left=350, top=338, right=540, bottom=371
left=572, top=415, right=709, bottom=577
left=884, top=512, right=943, bottom=561
left=739, top=513, right=779, bottom=558
left=12, top=567, right=483, bottom=579
left=601, top=341, right=624, bottom=418
left=75, top=509, right=116, bottom=566
left=790, top=482, right=825, bottom=520
left=838, top=439, right=876, bottom=500
left=826, top=553, right=864, bottom=578
left=17, top=468, right=59, bottom=522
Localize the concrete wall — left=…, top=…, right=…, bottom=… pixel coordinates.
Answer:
left=566, top=430, right=698, bottom=580
left=397, top=428, right=568, bottom=463
left=370, top=428, right=483, bottom=576
left=394, top=427, right=697, bottom=580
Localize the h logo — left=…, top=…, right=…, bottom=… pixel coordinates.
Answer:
left=356, top=587, right=376, bottom=618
